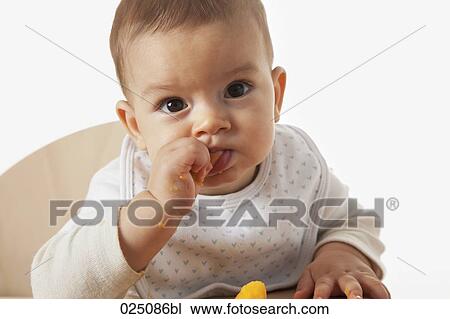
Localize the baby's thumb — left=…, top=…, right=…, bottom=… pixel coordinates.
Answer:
left=293, top=268, right=315, bottom=299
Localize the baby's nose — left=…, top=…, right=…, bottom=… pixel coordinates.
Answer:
left=193, top=110, right=231, bottom=139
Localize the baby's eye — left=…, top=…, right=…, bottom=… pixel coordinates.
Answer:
left=158, top=97, right=188, bottom=113
left=225, top=81, right=252, bottom=98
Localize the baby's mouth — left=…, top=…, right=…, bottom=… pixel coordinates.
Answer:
left=208, top=149, right=233, bottom=176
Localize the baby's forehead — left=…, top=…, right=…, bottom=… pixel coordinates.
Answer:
left=129, top=18, right=263, bottom=57
left=125, top=20, right=269, bottom=88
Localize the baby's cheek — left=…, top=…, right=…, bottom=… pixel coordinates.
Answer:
left=234, top=109, right=275, bottom=162
left=245, top=125, right=274, bottom=160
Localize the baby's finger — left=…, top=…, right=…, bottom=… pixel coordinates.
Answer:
left=293, top=268, right=314, bottom=298
left=313, top=276, right=334, bottom=299
left=337, top=274, right=363, bottom=299
left=380, top=282, right=391, bottom=298
left=181, top=139, right=211, bottom=174
left=356, top=274, right=391, bottom=299
left=194, top=163, right=213, bottom=185
left=190, top=171, right=202, bottom=185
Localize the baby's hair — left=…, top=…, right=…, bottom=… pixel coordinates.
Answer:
left=109, top=0, right=274, bottom=97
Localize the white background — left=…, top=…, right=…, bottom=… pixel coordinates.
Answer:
left=1, top=0, right=449, bottom=298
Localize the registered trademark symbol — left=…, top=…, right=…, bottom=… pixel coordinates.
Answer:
left=386, top=197, right=399, bottom=211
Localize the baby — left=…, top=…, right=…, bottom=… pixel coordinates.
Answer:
left=31, top=0, right=390, bottom=299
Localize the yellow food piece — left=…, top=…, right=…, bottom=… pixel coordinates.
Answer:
left=235, top=280, right=267, bottom=299
left=344, top=287, right=350, bottom=298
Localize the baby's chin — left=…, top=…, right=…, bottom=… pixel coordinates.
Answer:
left=199, top=163, right=259, bottom=195
left=198, top=166, right=250, bottom=196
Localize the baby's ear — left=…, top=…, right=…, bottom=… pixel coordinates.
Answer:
left=271, top=66, right=287, bottom=123
left=115, top=100, right=147, bottom=150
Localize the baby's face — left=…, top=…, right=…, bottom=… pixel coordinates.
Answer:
left=117, top=18, right=286, bottom=195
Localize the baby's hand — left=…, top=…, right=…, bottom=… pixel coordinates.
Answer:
left=292, top=242, right=390, bottom=299
left=147, top=137, right=214, bottom=217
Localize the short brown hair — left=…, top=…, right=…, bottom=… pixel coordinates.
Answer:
left=109, top=0, right=274, bottom=95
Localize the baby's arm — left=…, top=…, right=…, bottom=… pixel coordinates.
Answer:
left=314, top=170, right=386, bottom=279
left=30, top=160, right=145, bottom=298
left=31, top=137, right=213, bottom=298
left=293, top=170, right=389, bottom=298
left=116, top=189, right=182, bottom=273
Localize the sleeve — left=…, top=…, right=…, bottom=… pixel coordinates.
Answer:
left=30, top=158, right=145, bottom=298
left=313, top=168, right=387, bottom=279
left=123, top=285, right=142, bottom=299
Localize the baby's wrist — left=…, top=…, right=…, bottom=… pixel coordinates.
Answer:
left=136, top=189, right=184, bottom=229
left=314, top=241, right=372, bottom=268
